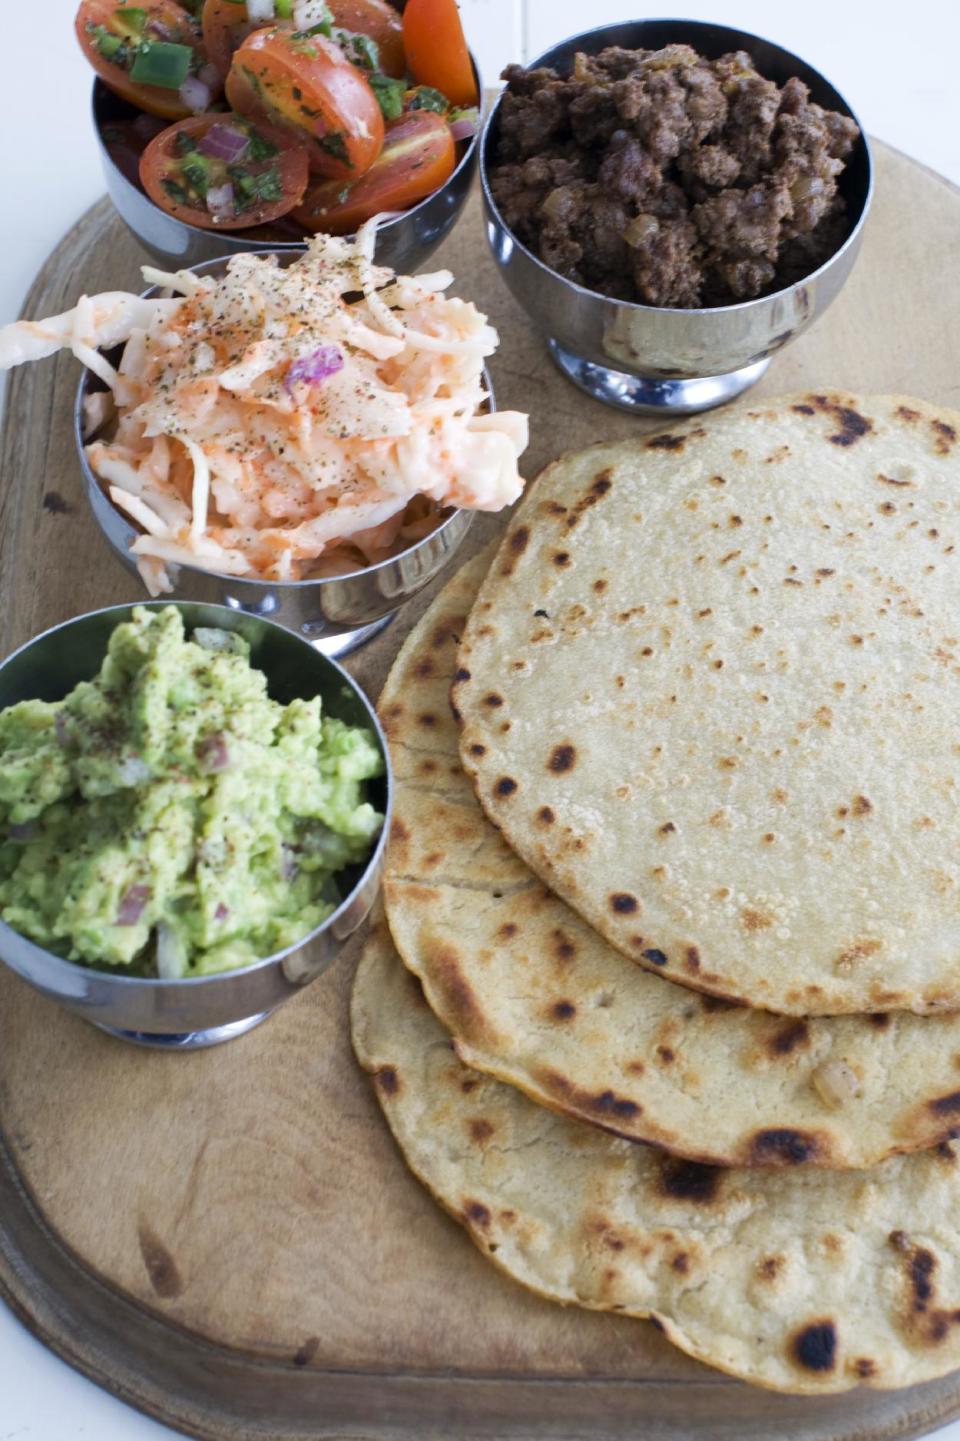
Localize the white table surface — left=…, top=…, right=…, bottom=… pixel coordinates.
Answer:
left=2, top=1, right=960, bottom=1435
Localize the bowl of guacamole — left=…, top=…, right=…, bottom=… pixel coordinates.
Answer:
left=0, top=603, right=390, bottom=1047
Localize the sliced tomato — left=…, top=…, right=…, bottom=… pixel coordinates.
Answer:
left=139, top=112, right=309, bottom=229
left=204, top=0, right=405, bottom=82
left=293, top=109, right=454, bottom=233
left=402, top=0, right=476, bottom=109
left=76, top=0, right=213, bottom=120
left=330, top=0, right=406, bottom=79
left=226, top=26, right=384, bottom=178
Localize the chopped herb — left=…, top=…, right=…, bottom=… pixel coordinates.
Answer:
left=181, top=155, right=211, bottom=196
left=318, top=132, right=351, bottom=165
left=90, top=24, right=126, bottom=60
left=449, top=104, right=480, bottom=127
left=299, top=102, right=322, bottom=117
left=337, top=185, right=351, bottom=203
left=228, top=165, right=284, bottom=209
left=130, top=40, right=192, bottom=90
left=241, top=64, right=264, bottom=98
left=174, top=130, right=199, bottom=156
left=292, top=85, right=302, bottom=100
left=341, top=31, right=379, bottom=70
left=276, top=0, right=295, bottom=14
left=246, top=127, right=279, bottom=161
left=408, top=85, right=449, bottom=114
left=370, top=72, right=406, bottom=120
left=162, top=177, right=192, bottom=205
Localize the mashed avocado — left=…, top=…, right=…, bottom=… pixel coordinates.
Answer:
left=0, top=607, right=384, bottom=977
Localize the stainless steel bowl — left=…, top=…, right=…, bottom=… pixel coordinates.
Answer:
left=93, top=51, right=482, bottom=272
left=76, top=253, right=481, bottom=657
left=0, top=600, right=391, bottom=1049
left=480, top=20, right=873, bottom=415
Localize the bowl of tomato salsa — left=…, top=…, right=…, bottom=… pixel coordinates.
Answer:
left=84, top=0, right=482, bottom=271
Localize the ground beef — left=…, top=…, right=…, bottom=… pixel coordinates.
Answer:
left=490, top=44, right=861, bottom=308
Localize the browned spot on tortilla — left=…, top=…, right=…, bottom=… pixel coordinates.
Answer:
left=658, top=1158, right=722, bottom=1204
left=671, top=1252, right=690, bottom=1274
left=878, top=471, right=913, bottom=487
left=749, top=1129, right=821, bottom=1166
left=646, top=432, right=685, bottom=452
left=548, top=743, right=576, bottom=773
left=792, top=403, right=815, bottom=416
left=869, top=1012, right=891, bottom=1029
left=564, top=470, right=614, bottom=529
left=553, top=551, right=571, bottom=567
left=428, top=942, right=495, bottom=1047
left=537, top=806, right=555, bottom=825
left=852, top=1357, right=877, bottom=1379
left=897, top=405, right=920, bottom=422
left=551, top=929, right=576, bottom=964
left=468, top=742, right=486, bottom=757
left=791, top=1320, right=837, bottom=1372
left=769, top=1019, right=810, bottom=1056
left=550, top=999, right=577, bottom=1021
left=589, top=1090, right=641, bottom=1120
left=138, top=1224, right=183, bottom=1299
left=852, top=794, right=873, bottom=816
left=806, top=393, right=874, bottom=447
left=659, top=821, right=676, bottom=835
left=468, top=1118, right=494, bottom=1144
left=701, top=993, right=744, bottom=1012
left=593, top=578, right=608, bottom=593
left=374, top=1065, right=400, bottom=1096
left=494, top=776, right=518, bottom=798
left=389, top=815, right=410, bottom=846
left=932, top=419, right=958, bottom=454
left=417, top=712, right=437, bottom=728
left=482, top=692, right=504, bottom=707
left=656, top=1045, right=675, bottom=1064
left=684, top=946, right=700, bottom=974
left=929, top=1090, right=960, bottom=1117
left=642, top=947, right=669, bottom=966
left=293, top=1337, right=320, bottom=1367
left=464, top=1200, right=491, bottom=1227
left=741, top=907, right=772, bottom=932
left=509, top=525, right=530, bottom=554
left=610, top=892, right=639, bottom=914
left=430, top=614, right=466, bottom=650
left=497, top=922, right=518, bottom=940
left=758, top=1255, right=783, bottom=1280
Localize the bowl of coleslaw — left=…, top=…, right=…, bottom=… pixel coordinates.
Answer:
left=63, top=227, right=527, bottom=654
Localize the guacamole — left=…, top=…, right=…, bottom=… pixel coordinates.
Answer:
left=0, top=607, right=384, bottom=977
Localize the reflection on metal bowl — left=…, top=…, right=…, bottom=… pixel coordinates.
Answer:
left=480, top=20, right=873, bottom=416
left=92, top=55, right=482, bottom=274
left=0, top=601, right=391, bottom=1049
left=76, top=253, right=485, bottom=657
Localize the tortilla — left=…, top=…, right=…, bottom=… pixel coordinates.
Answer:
left=352, top=922, right=960, bottom=1395
left=455, top=394, right=960, bottom=1015
left=381, top=549, right=960, bottom=1169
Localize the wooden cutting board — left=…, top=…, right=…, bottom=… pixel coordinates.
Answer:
left=2, top=142, right=960, bottom=1441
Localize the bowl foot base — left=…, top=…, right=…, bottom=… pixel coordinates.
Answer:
left=94, top=1012, right=271, bottom=1049
left=303, top=612, right=395, bottom=658
left=547, top=340, right=771, bottom=415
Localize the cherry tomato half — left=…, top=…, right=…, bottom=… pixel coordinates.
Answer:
left=226, top=26, right=384, bottom=178
left=293, top=109, right=454, bottom=233
left=402, top=0, right=476, bottom=109
left=204, top=0, right=405, bottom=84
left=76, top=0, right=213, bottom=120
left=139, top=112, right=310, bottom=228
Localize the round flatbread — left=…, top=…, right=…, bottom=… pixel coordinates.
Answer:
left=455, top=394, right=960, bottom=1015
left=352, top=922, right=960, bottom=1395
left=381, top=549, right=960, bottom=1169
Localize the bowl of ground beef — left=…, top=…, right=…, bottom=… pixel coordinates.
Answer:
left=482, top=20, right=872, bottom=414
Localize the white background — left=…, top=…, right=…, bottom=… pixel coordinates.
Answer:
left=2, top=1, right=960, bottom=1436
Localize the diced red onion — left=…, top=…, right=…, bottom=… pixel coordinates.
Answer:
left=206, top=182, right=237, bottom=219
left=118, top=755, right=152, bottom=786
left=248, top=0, right=276, bottom=19
left=313, top=115, right=329, bottom=139
left=180, top=75, right=212, bottom=113
left=196, top=732, right=230, bottom=772
left=215, top=902, right=229, bottom=921
left=117, top=884, right=151, bottom=926
left=199, top=123, right=250, bottom=164
left=8, top=822, right=36, bottom=842
left=285, top=345, right=344, bottom=393
left=280, top=847, right=299, bottom=882
left=449, top=117, right=477, bottom=142
left=148, top=18, right=174, bottom=38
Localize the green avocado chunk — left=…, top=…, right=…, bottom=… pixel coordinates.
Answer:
left=0, top=607, right=383, bottom=977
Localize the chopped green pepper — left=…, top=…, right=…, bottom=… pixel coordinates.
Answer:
left=130, top=40, right=193, bottom=90
left=342, top=31, right=379, bottom=70
left=370, top=72, right=406, bottom=120
left=89, top=23, right=126, bottom=60
left=318, top=132, right=351, bottom=165
left=246, top=127, right=279, bottom=162
left=112, top=6, right=149, bottom=38
left=275, top=0, right=295, bottom=16
left=181, top=154, right=212, bottom=197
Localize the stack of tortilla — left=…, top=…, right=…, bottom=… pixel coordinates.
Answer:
left=351, top=392, right=960, bottom=1394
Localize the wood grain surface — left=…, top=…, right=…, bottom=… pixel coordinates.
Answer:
left=2, top=142, right=960, bottom=1441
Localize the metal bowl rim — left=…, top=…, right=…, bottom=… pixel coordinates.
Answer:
left=479, top=16, right=874, bottom=318
left=91, top=46, right=484, bottom=254
left=0, top=598, right=392, bottom=990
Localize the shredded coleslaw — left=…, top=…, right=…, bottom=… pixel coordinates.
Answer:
left=0, top=221, right=528, bottom=592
